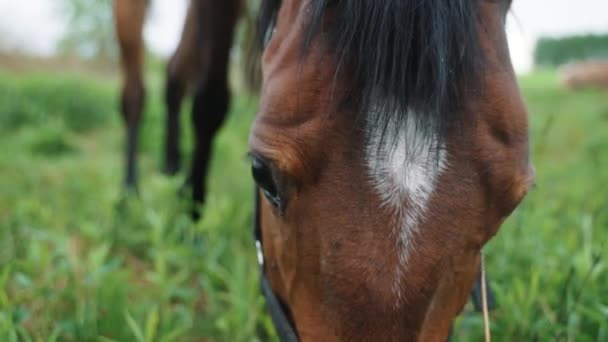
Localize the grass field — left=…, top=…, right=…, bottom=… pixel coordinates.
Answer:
left=0, top=66, right=606, bottom=341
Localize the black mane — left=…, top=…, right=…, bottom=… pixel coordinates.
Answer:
left=257, top=0, right=484, bottom=146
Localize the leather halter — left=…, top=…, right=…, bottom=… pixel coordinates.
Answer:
left=254, top=190, right=299, bottom=341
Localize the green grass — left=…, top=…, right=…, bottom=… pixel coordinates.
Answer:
left=0, top=69, right=270, bottom=341
left=0, top=68, right=606, bottom=341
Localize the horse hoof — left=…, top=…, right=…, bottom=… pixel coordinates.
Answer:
left=122, top=181, right=139, bottom=198
left=189, top=198, right=204, bottom=222
left=162, top=161, right=181, bottom=176
left=190, top=207, right=202, bottom=221
left=178, top=180, right=191, bottom=198
left=114, top=186, right=140, bottom=215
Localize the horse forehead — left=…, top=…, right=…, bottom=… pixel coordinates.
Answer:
left=256, top=7, right=340, bottom=145
left=261, top=0, right=337, bottom=88
left=261, top=0, right=306, bottom=74
left=261, top=40, right=334, bottom=105
left=251, top=64, right=340, bottom=181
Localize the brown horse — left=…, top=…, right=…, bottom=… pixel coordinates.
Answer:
left=113, top=0, right=240, bottom=209
left=250, top=0, right=535, bottom=340
left=560, top=60, right=608, bottom=90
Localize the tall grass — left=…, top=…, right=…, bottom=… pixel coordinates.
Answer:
left=0, top=68, right=606, bottom=340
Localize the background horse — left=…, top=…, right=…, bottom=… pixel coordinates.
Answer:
left=113, top=0, right=241, bottom=211
left=560, top=60, right=608, bottom=90
left=250, top=0, right=535, bottom=340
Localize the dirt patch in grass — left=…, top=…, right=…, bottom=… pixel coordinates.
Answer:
left=0, top=52, right=119, bottom=78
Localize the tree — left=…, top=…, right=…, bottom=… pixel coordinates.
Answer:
left=58, top=0, right=117, bottom=61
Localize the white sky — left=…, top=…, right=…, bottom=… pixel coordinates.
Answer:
left=0, top=0, right=607, bottom=74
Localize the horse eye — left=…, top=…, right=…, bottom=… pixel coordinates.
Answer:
left=251, top=156, right=283, bottom=210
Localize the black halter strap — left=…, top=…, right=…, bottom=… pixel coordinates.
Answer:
left=254, top=190, right=299, bottom=342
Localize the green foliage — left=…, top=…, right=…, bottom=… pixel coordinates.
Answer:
left=28, top=123, right=77, bottom=157
left=58, top=0, right=117, bottom=60
left=534, top=34, right=608, bottom=67
left=0, top=68, right=270, bottom=341
left=0, top=72, right=114, bottom=132
left=0, top=68, right=606, bottom=340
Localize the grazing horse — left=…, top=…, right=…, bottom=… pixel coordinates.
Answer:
left=113, top=0, right=240, bottom=209
left=560, top=60, right=608, bottom=90
left=249, top=0, right=535, bottom=340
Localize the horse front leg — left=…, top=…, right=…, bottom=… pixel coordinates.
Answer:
left=120, top=77, right=145, bottom=190
left=187, top=76, right=230, bottom=219
left=163, top=57, right=187, bottom=176
left=114, top=0, right=147, bottom=192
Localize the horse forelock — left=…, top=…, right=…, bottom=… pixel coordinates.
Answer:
left=258, top=0, right=484, bottom=151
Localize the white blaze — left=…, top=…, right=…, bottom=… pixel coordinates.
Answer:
left=365, top=112, right=447, bottom=301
